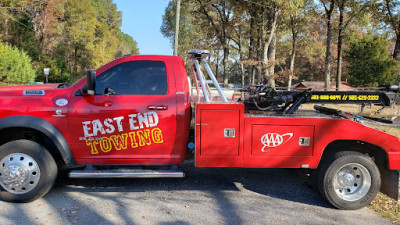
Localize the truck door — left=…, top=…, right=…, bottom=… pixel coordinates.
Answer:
left=68, top=59, right=177, bottom=165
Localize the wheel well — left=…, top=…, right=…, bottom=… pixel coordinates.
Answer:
left=320, top=140, right=388, bottom=170
left=0, top=127, right=65, bottom=166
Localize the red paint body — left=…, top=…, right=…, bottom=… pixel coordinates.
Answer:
left=194, top=102, right=400, bottom=169
left=0, top=55, right=399, bottom=170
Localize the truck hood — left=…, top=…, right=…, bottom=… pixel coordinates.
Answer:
left=0, top=84, right=61, bottom=96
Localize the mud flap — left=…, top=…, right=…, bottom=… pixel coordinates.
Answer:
left=380, top=168, right=399, bottom=200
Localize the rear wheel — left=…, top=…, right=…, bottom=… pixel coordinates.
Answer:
left=0, top=140, right=57, bottom=202
left=317, top=151, right=380, bottom=210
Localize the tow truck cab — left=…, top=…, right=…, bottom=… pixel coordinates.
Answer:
left=67, top=55, right=191, bottom=165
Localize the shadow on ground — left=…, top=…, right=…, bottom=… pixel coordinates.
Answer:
left=54, top=161, right=331, bottom=209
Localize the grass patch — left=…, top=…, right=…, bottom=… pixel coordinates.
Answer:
left=371, top=193, right=400, bottom=224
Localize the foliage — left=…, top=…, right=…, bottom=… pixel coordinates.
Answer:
left=161, top=0, right=202, bottom=58
left=8, top=12, right=40, bottom=61
left=2, top=0, right=400, bottom=88
left=91, top=0, right=121, bottom=67
left=0, top=0, right=139, bottom=84
left=63, top=0, right=96, bottom=77
left=0, top=43, right=36, bottom=84
left=345, top=35, right=399, bottom=86
left=115, top=32, right=140, bottom=58
left=161, top=0, right=400, bottom=88
left=35, top=56, right=71, bottom=83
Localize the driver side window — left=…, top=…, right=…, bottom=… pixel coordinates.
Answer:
left=95, top=60, right=168, bottom=95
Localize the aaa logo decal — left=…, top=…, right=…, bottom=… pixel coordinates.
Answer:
left=261, top=133, right=293, bottom=152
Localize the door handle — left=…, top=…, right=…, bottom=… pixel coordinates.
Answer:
left=148, top=105, right=168, bottom=110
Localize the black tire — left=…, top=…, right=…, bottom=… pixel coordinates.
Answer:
left=317, top=151, right=381, bottom=210
left=0, top=140, right=58, bottom=203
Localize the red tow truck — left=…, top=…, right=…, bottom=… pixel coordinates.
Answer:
left=0, top=50, right=398, bottom=210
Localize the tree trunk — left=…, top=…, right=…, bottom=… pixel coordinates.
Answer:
left=252, top=68, right=256, bottom=85
left=241, top=63, right=245, bottom=98
left=5, top=19, right=8, bottom=44
left=268, top=34, right=276, bottom=87
left=215, top=52, right=219, bottom=80
left=288, top=35, right=296, bottom=91
left=394, top=26, right=400, bottom=60
left=74, top=47, right=78, bottom=74
left=336, top=5, right=344, bottom=91
left=247, top=4, right=256, bottom=85
left=324, top=3, right=335, bottom=91
left=222, top=45, right=229, bottom=84
left=263, top=8, right=278, bottom=88
left=257, top=23, right=263, bottom=85
left=238, top=25, right=245, bottom=90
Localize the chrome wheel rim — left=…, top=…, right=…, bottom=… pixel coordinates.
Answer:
left=333, top=163, right=371, bottom=201
left=0, top=153, right=40, bottom=194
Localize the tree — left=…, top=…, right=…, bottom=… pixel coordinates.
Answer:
left=345, top=35, right=398, bottom=86
left=0, top=0, right=139, bottom=84
left=381, top=0, right=400, bottom=60
left=8, top=12, right=40, bottom=60
left=320, top=0, right=336, bottom=90
left=161, top=0, right=203, bottom=58
left=335, top=0, right=370, bottom=90
left=30, top=0, right=65, bottom=55
left=115, top=32, right=139, bottom=58
left=195, top=0, right=235, bottom=84
left=91, top=0, right=122, bottom=68
left=35, top=57, right=71, bottom=83
left=63, top=0, right=97, bottom=76
left=262, top=2, right=280, bottom=87
left=282, top=0, right=312, bottom=90
left=0, top=43, right=36, bottom=84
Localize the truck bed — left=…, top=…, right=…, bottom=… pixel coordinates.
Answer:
left=194, top=100, right=400, bottom=170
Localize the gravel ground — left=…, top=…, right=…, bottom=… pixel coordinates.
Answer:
left=0, top=162, right=392, bottom=225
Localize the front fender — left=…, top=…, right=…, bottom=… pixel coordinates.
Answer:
left=0, top=116, right=76, bottom=166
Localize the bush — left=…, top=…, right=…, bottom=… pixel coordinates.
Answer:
left=35, top=57, right=72, bottom=83
left=0, top=43, right=36, bottom=84
left=345, top=35, right=399, bottom=87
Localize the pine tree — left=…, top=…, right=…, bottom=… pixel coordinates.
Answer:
left=345, top=35, right=399, bottom=87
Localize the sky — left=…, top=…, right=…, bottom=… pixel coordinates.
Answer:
left=113, top=0, right=173, bottom=55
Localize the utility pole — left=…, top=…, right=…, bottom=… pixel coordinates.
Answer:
left=173, top=0, right=181, bottom=56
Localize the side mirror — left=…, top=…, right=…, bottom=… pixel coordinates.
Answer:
left=86, top=70, right=96, bottom=95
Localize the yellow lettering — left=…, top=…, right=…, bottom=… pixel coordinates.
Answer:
left=320, top=95, right=329, bottom=100
left=100, top=137, right=112, bottom=153
left=86, top=127, right=165, bottom=154
left=128, top=131, right=139, bottom=148
left=137, top=129, right=152, bottom=146
left=86, top=140, right=99, bottom=155
left=151, top=128, right=164, bottom=143
left=110, top=134, right=128, bottom=150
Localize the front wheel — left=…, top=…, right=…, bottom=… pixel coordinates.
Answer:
left=317, top=151, right=381, bottom=210
left=0, top=140, right=58, bottom=202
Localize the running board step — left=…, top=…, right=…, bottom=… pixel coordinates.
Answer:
left=69, top=169, right=185, bottom=178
